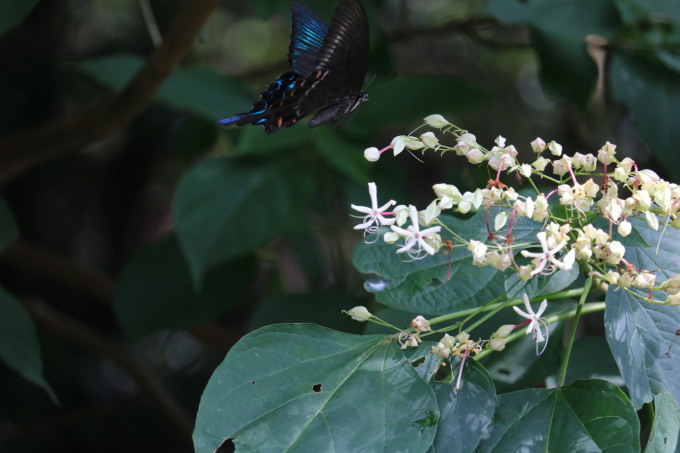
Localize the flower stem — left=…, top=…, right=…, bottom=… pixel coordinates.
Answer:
left=557, top=275, right=593, bottom=388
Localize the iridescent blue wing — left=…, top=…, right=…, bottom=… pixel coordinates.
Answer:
left=288, top=1, right=328, bottom=75
left=217, top=72, right=316, bottom=134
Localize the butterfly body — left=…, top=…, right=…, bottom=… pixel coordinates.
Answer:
left=218, top=0, right=369, bottom=134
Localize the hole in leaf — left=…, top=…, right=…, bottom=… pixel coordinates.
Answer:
left=433, top=361, right=452, bottom=382
left=497, top=368, right=511, bottom=376
left=410, top=357, right=425, bottom=367
left=312, top=383, right=322, bottom=392
left=216, top=438, right=235, bottom=453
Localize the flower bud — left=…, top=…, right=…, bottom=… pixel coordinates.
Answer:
left=420, top=131, right=439, bottom=148
left=346, top=306, right=373, bottom=321
left=489, top=337, right=506, bottom=351
left=430, top=342, right=451, bottom=359
left=617, top=220, right=632, bottom=237
left=424, top=114, right=450, bottom=128
left=364, top=147, right=380, bottom=162
left=531, top=137, right=547, bottom=153
left=494, top=324, right=515, bottom=338
left=532, top=156, right=550, bottom=172
left=548, top=140, right=562, bottom=156
left=440, top=333, right=456, bottom=348
left=411, top=315, right=431, bottom=332
left=465, top=148, right=485, bottom=164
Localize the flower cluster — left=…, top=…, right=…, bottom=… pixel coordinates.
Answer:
left=351, top=114, right=680, bottom=304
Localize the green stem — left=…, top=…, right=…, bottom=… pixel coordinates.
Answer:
left=557, top=275, right=593, bottom=387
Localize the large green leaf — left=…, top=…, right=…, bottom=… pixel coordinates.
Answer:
left=0, top=0, right=40, bottom=36
left=604, top=220, right=680, bottom=409
left=609, top=53, right=680, bottom=180
left=77, top=54, right=253, bottom=122
left=114, top=234, right=255, bottom=341
left=478, top=380, right=640, bottom=452
left=0, top=286, right=57, bottom=403
left=174, top=156, right=312, bottom=284
left=194, top=324, right=439, bottom=453
left=352, top=212, right=543, bottom=315
left=645, top=393, right=679, bottom=453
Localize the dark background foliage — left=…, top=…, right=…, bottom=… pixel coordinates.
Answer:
left=0, top=0, right=678, bottom=451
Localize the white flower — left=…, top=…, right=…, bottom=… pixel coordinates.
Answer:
left=521, top=231, right=575, bottom=276
left=351, top=182, right=396, bottom=239
left=390, top=205, right=442, bottom=260
left=468, top=240, right=488, bottom=265
left=513, top=294, right=549, bottom=350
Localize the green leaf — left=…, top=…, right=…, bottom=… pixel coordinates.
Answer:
left=0, top=196, right=19, bottom=252
left=174, top=156, right=312, bottom=284
left=114, top=234, right=255, bottom=341
left=0, top=286, right=57, bottom=403
left=352, top=212, right=542, bottom=315
left=610, top=53, right=680, bottom=180
left=429, top=359, right=496, bottom=453
left=194, top=324, right=439, bottom=453
left=77, top=54, right=253, bottom=122
left=478, top=380, right=640, bottom=452
left=604, top=219, right=680, bottom=409
left=645, top=393, right=679, bottom=453
left=0, top=0, right=40, bottom=36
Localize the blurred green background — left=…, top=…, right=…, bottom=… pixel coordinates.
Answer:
left=0, top=0, right=678, bottom=451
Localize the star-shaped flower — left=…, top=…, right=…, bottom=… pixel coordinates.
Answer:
left=513, top=294, right=549, bottom=354
left=520, top=231, right=575, bottom=276
left=390, top=205, right=442, bottom=260
left=351, top=182, right=396, bottom=241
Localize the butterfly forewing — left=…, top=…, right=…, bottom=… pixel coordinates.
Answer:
left=288, top=2, right=328, bottom=74
left=313, top=0, right=369, bottom=92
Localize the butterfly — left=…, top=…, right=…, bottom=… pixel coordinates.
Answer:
left=218, top=0, right=369, bottom=134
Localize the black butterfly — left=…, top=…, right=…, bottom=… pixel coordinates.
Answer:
left=218, top=0, right=369, bottom=134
